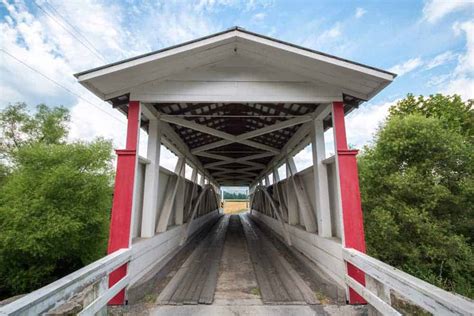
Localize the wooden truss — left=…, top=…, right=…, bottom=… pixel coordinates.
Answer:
left=150, top=102, right=319, bottom=185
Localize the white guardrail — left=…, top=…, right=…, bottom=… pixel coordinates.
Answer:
left=0, top=248, right=131, bottom=316
left=343, top=248, right=474, bottom=316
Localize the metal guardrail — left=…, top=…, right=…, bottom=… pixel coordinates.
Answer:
left=343, top=248, right=474, bottom=315
left=0, top=248, right=131, bottom=316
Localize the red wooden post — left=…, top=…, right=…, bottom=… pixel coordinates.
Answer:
left=107, top=101, right=140, bottom=305
left=332, top=101, right=367, bottom=304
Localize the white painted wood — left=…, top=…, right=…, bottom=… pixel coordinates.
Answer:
left=199, top=152, right=266, bottom=168
left=273, top=168, right=280, bottom=183
left=366, top=274, right=391, bottom=316
left=256, top=186, right=291, bottom=245
left=0, top=249, right=130, bottom=316
left=132, top=80, right=343, bottom=103
left=129, top=210, right=219, bottom=285
left=77, top=30, right=394, bottom=103
left=331, top=104, right=346, bottom=245
left=344, top=275, right=401, bottom=316
left=286, top=161, right=317, bottom=232
left=161, top=115, right=279, bottom=154
left=185, top=169, right=199, bottom=220
left=193, top=115, right=310, bottom=153
left=234, top=33, right=394, bottom=81
left=322, top=155, right=335, bottom=165
left=156, top=158, right=185, bottom=232
left=286, top=160, right=299, bottom=225
left=128, top=102, right=142, bottom=246
left=252, top=121, right=312, bottom=187
left=180, top=185, right=216, bottom=244
left=251, top=210, right=346, bottom=289
left=343, top=248, right=474, bottom=315
left=131, top=162, right=145, bottom=239
left=141, top=119, right=162, bottom=238
left=311, top=119, right=332, bottom=237
left=159, top=122, right=217, bottom=185
left=78, top=275, right=130, bottom=316
left=174, top=158, right=186, bottom=226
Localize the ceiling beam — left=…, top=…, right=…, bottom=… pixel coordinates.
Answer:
left=189, top=115, right=311, bottom=154
left=160, top=115, right=280, bottom=154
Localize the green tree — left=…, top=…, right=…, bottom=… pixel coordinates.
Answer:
left=0, top=102, right=69, bottom=159
left=0, top=104, right=113, bottom=298
left=359, top=94, right=474, bottom=298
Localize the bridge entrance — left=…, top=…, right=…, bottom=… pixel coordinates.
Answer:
left=76, top=27, right=394, bottom=308
left=9, top=28, right=472, bottom=316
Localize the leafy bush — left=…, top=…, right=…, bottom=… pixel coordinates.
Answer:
left=0, top=103, right=113, bottom=299
left=359, top=94, right=474, bottom=298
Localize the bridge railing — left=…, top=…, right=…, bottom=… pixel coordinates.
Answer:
left=0, top=248, right=131, bottom=316
left=343, top=248, right=474, bottom=315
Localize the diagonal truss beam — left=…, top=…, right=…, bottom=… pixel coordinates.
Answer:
left=203, top=152, right=273, bottom=167
left=196, top=152, right=267, bottom=169
left=160, top=115, right=281, bottom=154
left=188, top=115, right=312, bottom=154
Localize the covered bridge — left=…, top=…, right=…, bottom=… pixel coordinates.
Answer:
left=1, top=27, right=473, bottom=316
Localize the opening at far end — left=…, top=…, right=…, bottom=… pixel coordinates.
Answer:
left=221, top=186, right=250, bottom=215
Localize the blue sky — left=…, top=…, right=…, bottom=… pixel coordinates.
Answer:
left=1, top=0, right=473, bottom=178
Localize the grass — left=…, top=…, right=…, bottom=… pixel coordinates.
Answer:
left=223, top=200, right=249, bottom=214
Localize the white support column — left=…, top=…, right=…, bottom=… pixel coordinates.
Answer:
left=174, top=157, right=186, bottom=226
left=264, top=175, right=270, bottom=187
left=311, top=119, right=332, bottom=237
left=286, top=158, right=299, bottom=225
left=140, top=119, right=162, bottom=238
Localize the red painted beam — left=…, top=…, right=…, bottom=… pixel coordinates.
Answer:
left=107, top=101, right=140, bottom=305
left=332, top=101, right=367, bottom=304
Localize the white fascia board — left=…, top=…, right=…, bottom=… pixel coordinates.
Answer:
left=235, top=32, right=396, bottom=82
left=76, top=31, right=239, bottom=82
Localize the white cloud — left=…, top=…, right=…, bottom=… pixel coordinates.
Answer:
left=452, top=21, right=474, bottom=76
left=292, top=100, right=395, bottom=171
left=425, top=51, right=457, bottom=69
left=136, top=2, right=222, bottom=48
left=68, top=100, right=127, bottom=145
left=303, top=22, right=344, bottom=51
left=0, top=0, right=225, bottom=154
left=355, top=7, right=367, bottom=19
left=389, top=57, right=424, bottom=76
left=431, top=21, right=474, bottom=99
left=346, top=101, right=396, bottom=148
left=293, top=144, right=313, bottom=172
left=319, top=23, right=342, bottom=40
left=444, top=77, right=474, bottom=99
left=194, top=0, right=273, bottom=12
left=252, top=12, right=266, bottom=21
left=422, top=0, right=474, bottom=23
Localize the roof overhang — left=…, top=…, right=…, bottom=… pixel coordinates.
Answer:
left=75, top=27, right=396, bottom=104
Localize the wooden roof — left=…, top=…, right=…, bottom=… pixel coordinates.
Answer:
left=75, top=27, right=396, bottom=186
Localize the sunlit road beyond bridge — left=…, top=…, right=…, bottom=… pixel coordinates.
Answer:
left=1, top=27, right=473, bottom=316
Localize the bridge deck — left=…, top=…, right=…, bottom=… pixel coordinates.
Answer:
left=157, top=214, right=319, bottom=306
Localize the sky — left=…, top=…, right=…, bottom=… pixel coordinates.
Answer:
left=1, top=0, right=473, bottom=188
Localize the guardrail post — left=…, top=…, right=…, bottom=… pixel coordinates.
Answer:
left=332, top=101, right=367, bottom=304
left=107, top=100, right=141, bottom=305
left=366, top=275, right=391, bottom=315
